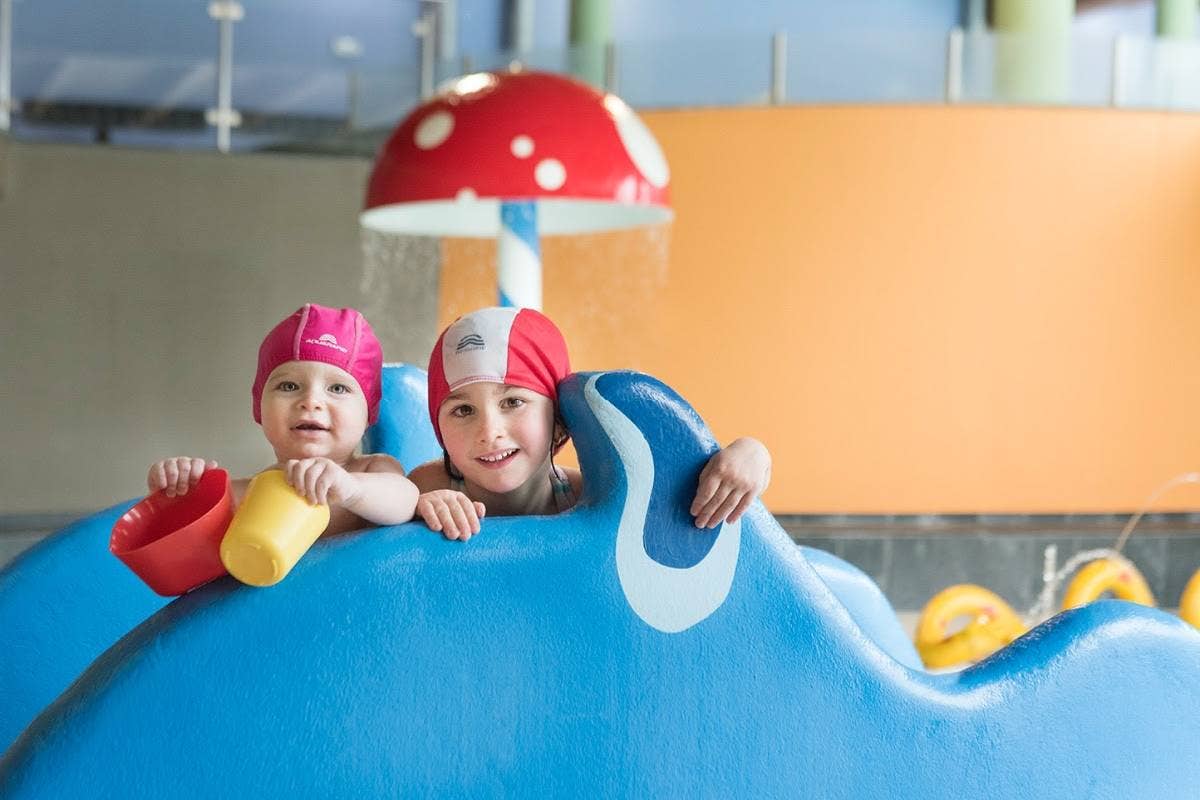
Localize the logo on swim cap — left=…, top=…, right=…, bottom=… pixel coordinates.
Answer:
left=302, top=333, right=349, bottom=353
left=455, top=334, right=485, bottom=353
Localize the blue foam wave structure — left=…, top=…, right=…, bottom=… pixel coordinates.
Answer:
left=2, top=371, right=1198, bottom=797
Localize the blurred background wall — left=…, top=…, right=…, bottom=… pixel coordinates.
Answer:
left=7, top=101, right=1200, bottom=515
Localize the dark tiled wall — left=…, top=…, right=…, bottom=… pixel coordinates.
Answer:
left=779, top=514, right=1200, bottom=611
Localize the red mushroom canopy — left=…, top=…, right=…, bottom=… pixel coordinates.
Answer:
left=361, top=70, right=672, bottom=236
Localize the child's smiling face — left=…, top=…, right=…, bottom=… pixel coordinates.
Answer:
left=259, top=360, right=369, bottom=464
left=438, top=382, right=558, bottom=497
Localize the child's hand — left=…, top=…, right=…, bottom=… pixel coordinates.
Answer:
left=148, top=457, right=217, bottom=497
left=416, top=490, right=486, bottom=542
left=283, top=458, right=357, bottom=506
left=690, top=437, right=772, bottom=529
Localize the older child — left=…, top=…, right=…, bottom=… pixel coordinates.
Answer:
left=410, top=307, right=771, bottom=541
left=147, top=303, right=419, bottom=537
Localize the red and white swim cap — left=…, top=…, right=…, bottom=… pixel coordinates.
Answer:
left=252, top=304, right=383, bottom=425
left=427, top=307, right=571, bottom=445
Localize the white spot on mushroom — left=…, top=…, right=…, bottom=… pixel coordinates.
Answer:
left=456, top=187, right=477, bottom=202
left=603, top=94, right=669, bottom=189
left=511, top=135, right=534, bottom=159
left=414, top=110, right=454, bottom=150
left=534, top=158, right=566, bottom=191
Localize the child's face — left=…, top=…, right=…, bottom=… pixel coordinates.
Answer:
left=259, top=360, right=369, bottom=464
left=438, top=382, right=558, bottom=496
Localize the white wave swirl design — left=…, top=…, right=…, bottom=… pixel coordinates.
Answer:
left=584, top=374, right=741, bottom=633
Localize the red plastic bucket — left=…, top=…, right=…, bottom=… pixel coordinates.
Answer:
left=110, top=468, right=233, bottom=596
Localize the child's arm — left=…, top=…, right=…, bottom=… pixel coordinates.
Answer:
left=690, top=437, right=772, bottom=529
left=408, top=461, right=487, bottom=542
left=147, top=457, right=218, bottom=497
left=282, top=455, right=418, bottom=526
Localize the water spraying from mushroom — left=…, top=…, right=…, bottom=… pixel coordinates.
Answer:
left=358, top=228, right=441, bottom=364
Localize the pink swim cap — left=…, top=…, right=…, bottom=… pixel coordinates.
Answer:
left=427, top=307, right=571, bottom=446
left=252, top=304, right=383, bottom=425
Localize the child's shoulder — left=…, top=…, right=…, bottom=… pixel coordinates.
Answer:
left=407, top=459, right=452, bottom=492
left=554, top=465, right=583, bottom=499
left=347, top=453, right=406, bottom=475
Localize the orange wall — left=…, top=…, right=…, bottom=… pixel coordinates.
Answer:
left=440, top=105, right=1200, bottom=515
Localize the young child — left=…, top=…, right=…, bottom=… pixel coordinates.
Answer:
left=409, top=307, right=772, bottom=541
left=147, top=303, right=419, bottom=537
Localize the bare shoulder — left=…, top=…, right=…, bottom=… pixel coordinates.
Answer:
left=560, top=465, right=583, bottom=496
left=407, top=459, right=451, bottom=492
left=351, top=453, right=406, bottom=475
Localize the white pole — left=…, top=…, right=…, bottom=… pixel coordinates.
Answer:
left=413, top=6, right=436, bottom=99
left=437, top=0, right=457, bottom=62
left=1111, top=34, right=1129, bottom=107
left=946, top=27, right=964, bottom=103
left=206, top=1, right=243, bottom=153
left=0, top=0, right=12, bottom=132
left=604, top=41, right=617, bottom=92
left=771, top=31, right=787, bottom=105
left=510, top=0, right=535, bottom=54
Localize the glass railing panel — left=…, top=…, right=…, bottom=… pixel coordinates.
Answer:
left=223, top=0, right=417, bottom=145
left=786, top=29, right=950, bottom=104
left=7, top=46, right=416, bottom=151
left=613, top=36, right=773, bottom=108
left=13, top=48, right=215, bottom=110
left=232, top=62, right=348, bottom=118
left=435, top=46, right=579, bottom=88
left=434, top=38, right=777, bottom=109
left=1114, top=36, right=1200, bottom=111
left=544, top=43, right=605, bottom=88
left=11, top=28, right=1200, bottom=153
left=352, top=66, right=421, bottom=132
left=10, top=47, right=219, bottom=148
left=1068, top=32, right=1120, bottom=107
left=228, top=60, right=349, bottom=150
left=432, top=42, right=632, bottom=99
left=955, top=30, right=1154, bottom=109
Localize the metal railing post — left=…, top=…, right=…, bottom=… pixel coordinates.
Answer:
left=510, top=0, right=534, bottom=55
left=0, top=0, right=12, bottom=132
left=604, top=41, right=617, bottom=93
left=437, top=0, right=457, bottom=63
left=945, top=27, right=964, bottom=103
left=330, top=35, right=363, bottom=131
left=770, top=31, right=787, bottom=105
left=1110, top=34, right=1128, bottom=107
left=413, top=2, right=438, bottom=99
left=206, top=1, right=244, bottom=153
